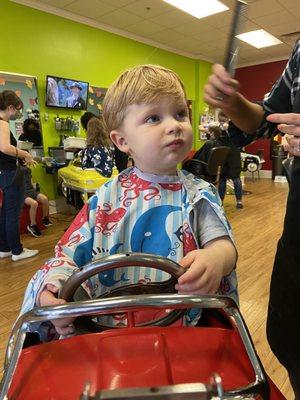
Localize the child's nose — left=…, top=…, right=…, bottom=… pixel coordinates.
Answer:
left=166, top=118, right=182, bottom=135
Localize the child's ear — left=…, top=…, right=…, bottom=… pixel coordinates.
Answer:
left=110, top=130, right=129, bottom=153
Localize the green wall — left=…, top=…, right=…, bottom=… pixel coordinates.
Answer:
left=1, top=0, right=211, bottom=198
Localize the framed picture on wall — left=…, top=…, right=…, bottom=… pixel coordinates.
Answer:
left=86, top=85, right=107, bottom=116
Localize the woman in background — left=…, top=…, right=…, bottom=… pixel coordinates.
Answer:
left=81, top=116, right=115, bottom=177
left=80, top=112, right=128, bottom=172
left=0, top=90, right=38, bottom=261
left=194, top=125, right=243, bottom=208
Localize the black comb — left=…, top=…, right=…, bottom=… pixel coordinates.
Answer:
left=223, top=0, right=248, bottom=76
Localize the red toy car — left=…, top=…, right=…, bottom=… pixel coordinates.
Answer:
left=0, top=254, right=286, bottom=399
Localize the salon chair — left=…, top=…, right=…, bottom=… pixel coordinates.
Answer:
left=182, top=146, right=231, bottom=187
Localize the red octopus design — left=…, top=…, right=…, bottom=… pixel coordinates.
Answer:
left=67, top=233, right=83, bottom=247
left=159, top=183, right=182, bottom=191
left=59, top=203, right=88, bottom=246
left=182, top=222, right=197, bottom=255
left=39, top=264, right=52, bottom=274
left=95, top=202, right=126, bottom=235
left=118, top=172, right=161, bottom=207
left=48, top=259, right=66, bottom=268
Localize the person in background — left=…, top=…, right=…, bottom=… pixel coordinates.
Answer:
left=193, top=125, right=221, bottom=167
left=66, top=82, right=86, bottom=109
left=19, top=118, right=42, bottom=147
left=0, top=90, right=38, bottom=261
left=204, top=38, right=300, bottom=397
left=80, top=112, right=95, bottom=131
left=23, top=166, right=52, bottom=237
left=80, top=112, right=128, bottom=172
left=193, top=125, right=243, bottom=208
left=46, top=77, right=59, bottom=107
left=217, top=112, right=243, bottom=209
left=81, top=116, right=115, bottom=177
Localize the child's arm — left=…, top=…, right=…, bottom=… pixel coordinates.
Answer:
left=21, top=199, right=97, bottom=336
left=176, top=198, right=237, bottom=295
left=176, top=238, right=236, bottom=294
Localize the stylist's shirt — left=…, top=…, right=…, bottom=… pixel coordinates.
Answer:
left=0, top=117, right=17, bottom=171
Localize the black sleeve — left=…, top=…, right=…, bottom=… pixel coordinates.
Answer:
left=263, top=40, right=300, bottom=116
left=230, top=39, right=300, bottom=147
left=227, top=121, right=253, bottom=148
left=256, top=39, right=300, bottom=139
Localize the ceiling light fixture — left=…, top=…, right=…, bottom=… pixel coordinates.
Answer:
left=236, top=29, right=282, bottom=48
left=163, top=0, right=229, bottom=19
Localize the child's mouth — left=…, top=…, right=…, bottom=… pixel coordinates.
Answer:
left=166, top=139, right=184, bottom=149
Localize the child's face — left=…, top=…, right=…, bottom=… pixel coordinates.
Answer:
left=111, top=97, right=193, bottom=175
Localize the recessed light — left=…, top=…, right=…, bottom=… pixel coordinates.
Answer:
left=236, top=29, right=282, bottom=48
left=163, top=0, right=229, bottom=19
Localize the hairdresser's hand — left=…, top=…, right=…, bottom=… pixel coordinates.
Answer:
left=267, top=113, right=300, bottom=156
left=175, top=249, right=224, bottom=295
left=204, top=64, right=240, bottom=111
left=39, top=283, right=75, bottom=336
left=23, top=152, right=37, bottom=166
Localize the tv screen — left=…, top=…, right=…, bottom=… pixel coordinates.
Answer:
left=46, top=75, right=89, bottom=110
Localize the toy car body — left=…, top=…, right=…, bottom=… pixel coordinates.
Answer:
left=57, top=160, right=118, bottom=207
left=0, top=254, right=286, bottom=400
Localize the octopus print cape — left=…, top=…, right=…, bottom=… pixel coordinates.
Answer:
left=21, top=167, right=238, bottom=326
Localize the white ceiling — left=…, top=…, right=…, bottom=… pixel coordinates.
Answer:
left=12, top=0, right=300, bottom=66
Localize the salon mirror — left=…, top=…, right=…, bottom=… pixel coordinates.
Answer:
left=0, top=71, right=43, bottom=154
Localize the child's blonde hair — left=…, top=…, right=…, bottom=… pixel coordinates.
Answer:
left=103, top=64, right=187, bottom=134
left=86, top=116, right=112, bottom=148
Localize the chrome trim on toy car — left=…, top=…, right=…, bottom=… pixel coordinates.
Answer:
left=0, top=294, right=269, bottom=400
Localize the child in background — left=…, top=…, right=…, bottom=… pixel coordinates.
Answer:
left=81, top=116, right=115, bottom=177
left=23, top=166, right=52, bottom=237
left=21, top=64, right=238, bottom=340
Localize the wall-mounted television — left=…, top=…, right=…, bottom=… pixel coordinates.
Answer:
left=46, top=75, right=89, bottom=110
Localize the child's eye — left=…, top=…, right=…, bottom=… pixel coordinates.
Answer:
left=176, top=110, right=188, bottom=121
left=145, top=114, right=160, bottom=124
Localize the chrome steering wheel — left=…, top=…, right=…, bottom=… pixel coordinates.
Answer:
left=60, top=253, right=186, bottom=330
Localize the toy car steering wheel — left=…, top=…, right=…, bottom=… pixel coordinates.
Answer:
left=60, top=253, right=186, bottom=330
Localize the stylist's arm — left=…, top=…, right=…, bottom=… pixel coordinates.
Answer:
left=204, top=64, right=264, bottom=134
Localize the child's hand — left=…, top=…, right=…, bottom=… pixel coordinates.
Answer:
left=176, top=249, right=224, bottom=295
left=39, top=283, right=75, bottom=336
